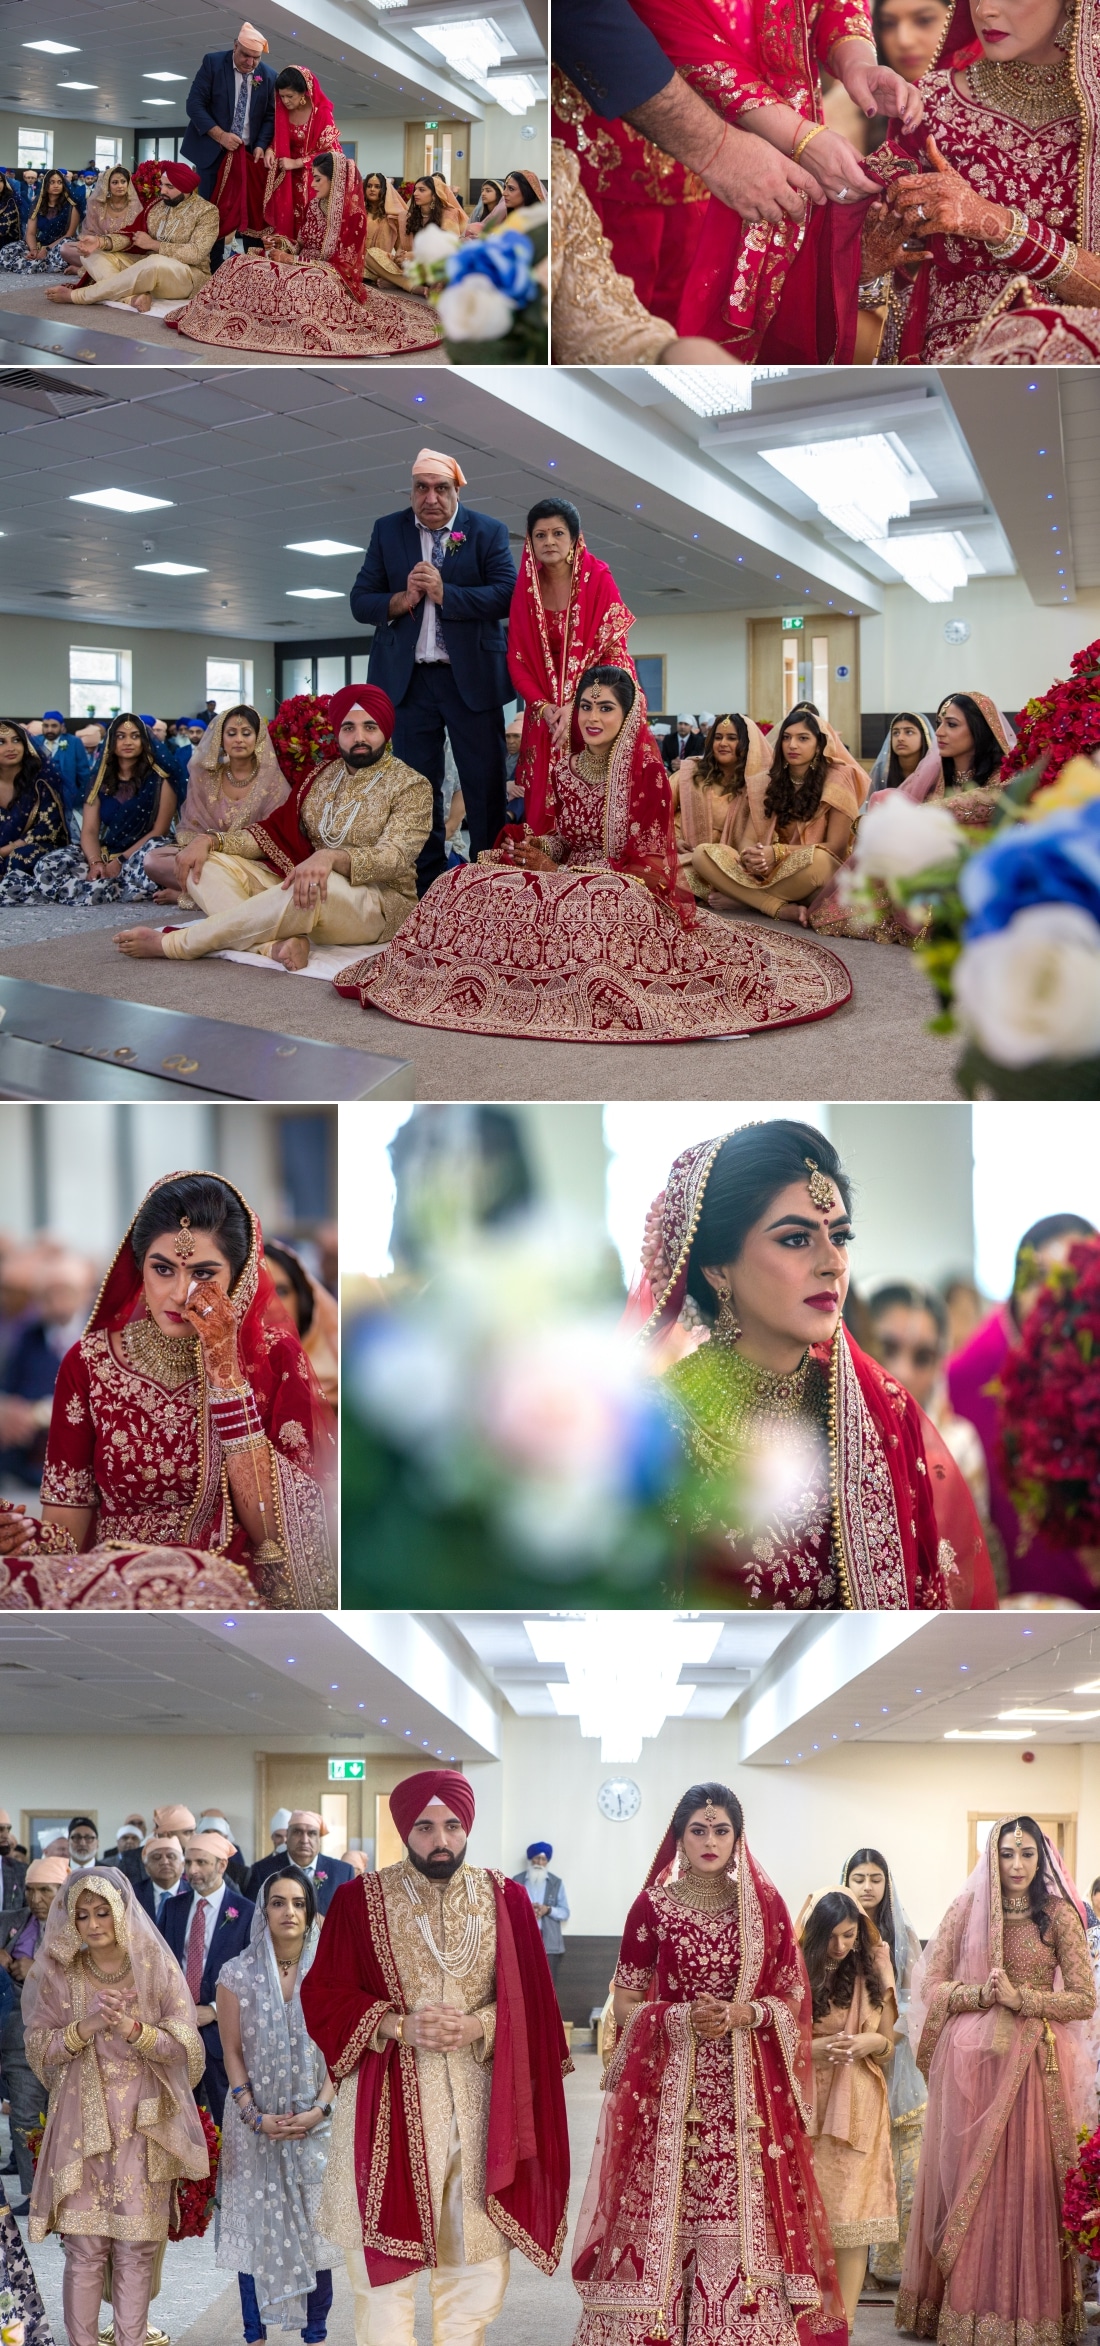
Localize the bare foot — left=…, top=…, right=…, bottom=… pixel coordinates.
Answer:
left=46, top=286, right=76, bottom=304
left=270, top=936, right=310, bottom=971
left=776, top=903, right=810, bottom=926
left=130, top=292, right=153, bottom=312
left=115, top=926, right=168, bottom=957
left=152, top=889, right=182, bottom=905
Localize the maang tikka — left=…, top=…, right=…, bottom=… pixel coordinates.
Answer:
left=173, top=1216, right=196, bottom=1262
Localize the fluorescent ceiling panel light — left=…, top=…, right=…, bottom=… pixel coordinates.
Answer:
left=58, top=79, right=97, bottom=88
left=135, top=562, right=208, bottom=576
left=144, top=70, right=185, bottom=80
left=71, top=488, right=174, bottom=513
left=143, top=99, right=174, bottom=105
left=488, top=75, right=540, bottom=111
left=998, top=1708, right=1100, bottom=1722
left=761, top=433, right=930, bottom=546
left=414, top=16, right=533, bottom=103
left=285, top=539, right=365, bottom=557
left=876, top=530, right=970, bottom=603
left=525, top=1614, right=723, bottom=1763
left=647, top=365, right=790, bottom=418
left=944, top=1730, right=1034, bottom=1741
left=373, top=2, right=408, bottom=9
left=24, top=38, right=79, bottom=51
left=286, top=587, right=343, bottom=599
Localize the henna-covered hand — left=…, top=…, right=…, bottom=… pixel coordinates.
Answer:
left=862, top=198, right=927, bottom=278
left=182, top=1277, right=243, bottom=1389
left=888, top=135, right=1013, bottom=242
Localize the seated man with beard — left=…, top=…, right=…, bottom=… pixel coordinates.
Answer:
left=115, top=686, right=431, bottom=969
left=46, top=161, right=218, bottom=311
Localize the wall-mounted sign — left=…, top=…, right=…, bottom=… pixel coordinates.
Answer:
left=328, top=1758, right=365, bottom=1781
left=781, top=617, right=804, bottom=631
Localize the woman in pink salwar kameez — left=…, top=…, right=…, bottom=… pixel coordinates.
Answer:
left=898, top=1817, right=1097, bottom=2346
left=22, top=1868, right=208, bottom=2346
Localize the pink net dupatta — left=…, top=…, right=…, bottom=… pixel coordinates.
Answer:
left=677, top=720, right=772, bottom=850
left=906, top=1826, right=1099, bottom=2282
left=21, top=1866, right=209, bottom=2243
left=177, top=710, right=289, bottom=841
left=572, top=1837, right=846, bottom=2346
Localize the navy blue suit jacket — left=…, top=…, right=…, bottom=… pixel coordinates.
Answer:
left=552, top=0, right=674, bottom=119
left=350, top=504, right=516, bottom=716
left=158, top=1885, right=255, bottom=2067
left=245, top=1852, right=354, bottom=1914
left=182, top=52, right=277, bottom=195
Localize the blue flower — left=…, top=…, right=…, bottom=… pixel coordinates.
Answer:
left=961, top=799, right=1100, bottom=938
left=446, top=230, right=537, bottom=308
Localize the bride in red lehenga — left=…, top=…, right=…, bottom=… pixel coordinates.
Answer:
left=572, top=1782, right=848, bottom=2346
left=337, top=666, right=853, bottom=1043
left=170, top=150, right=441, bottom=358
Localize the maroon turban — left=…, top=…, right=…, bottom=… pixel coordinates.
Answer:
left=159, top=162, right=200, bottom=195
left=388, top=1769, right=475, bottom=1846
left=327, top=685, right=395, bottom=741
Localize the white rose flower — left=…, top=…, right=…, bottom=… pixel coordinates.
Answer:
left=412, top=225, right=460, bottom=261
left=436, top=276, right=514, bottom=342
left=952, top=903, right=1100, bottom=1067
left=852, top=792, right=965, bottom=883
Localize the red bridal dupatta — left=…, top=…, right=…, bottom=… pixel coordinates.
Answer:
left=297, top=150, right=370, bottom=299
left=507, top=534, right=637, bottom=835
left=262, top=68, right=340, bottom=242
left=624, top=0, right=878, bottom=353
left=627, top=1133, right=998, bottom=1608
left=573, top=1834, right=847, bottom=2346
left=299, top=1871, right=572, bottom=2284
left=533, top=687, right=698, bottom=926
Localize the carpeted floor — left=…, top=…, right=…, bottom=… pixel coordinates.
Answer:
left=0, top=280, right=449, bottom=364
left=0, top=902, right=961, bottom=1100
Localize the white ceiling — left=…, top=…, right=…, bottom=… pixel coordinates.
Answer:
left=0, top=0, right=546, bottom=139
left=450, top=1611, right=793, bottom=1720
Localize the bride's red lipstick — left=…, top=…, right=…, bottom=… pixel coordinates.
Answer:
left=805, top=1292, right=839, bottom=1312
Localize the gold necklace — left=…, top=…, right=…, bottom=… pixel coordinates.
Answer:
left=969, top=54, right=1074, bottom=127
left=276, top=1943, right=304, bottom=1975
left=705, top=1341, right=815, bottom=1420
left=669, top=1869, right=738, bottom=1912
left=1003, top=1892, right=1031, bottom=1914
left=123, top=1313, right=199, bottom=1392
left=577, top=746, right=611, bottom=789
left=83, top=1950, right=132, bottom=1983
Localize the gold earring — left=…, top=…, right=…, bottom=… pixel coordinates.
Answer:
left=713, top=1284, right=742, bottom=1349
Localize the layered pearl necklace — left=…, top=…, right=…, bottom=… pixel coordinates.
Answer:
left=400, top=1863, right=483, bottom=1980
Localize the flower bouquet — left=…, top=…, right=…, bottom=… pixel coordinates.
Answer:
left=1062, top=2120, right=1100, bottom=2262
left=131, top=161, right=163, bottom=208
left=269, top=694, right=335, bottom=789
left=841, top=754, right=1100, bottom=1097
left=1003, top=639, right=1100, bottom=786
left=404, top=209, right=547, bottom=363
left=169, top=2105, right=220, bottom=2240
left=999, top=1236, right=1100, bottom=1555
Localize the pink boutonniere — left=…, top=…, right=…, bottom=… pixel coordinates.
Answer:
left=445, top=532, right=466, bottom=554
left=226, top=1906, right=239, bottom=1920
left=315, top=1868, right=328, bottom=1883
left=252, top=70, right=265, bottom=85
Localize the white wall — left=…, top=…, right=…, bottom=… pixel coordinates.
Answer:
left=629, top=612, right=749, bottom=714
left=468, top=103, right=548, bottom=189
left=498, top=1712, right=1100, bottom=1940
left=0, top=616, right=275, bottom=724
left=879, top=576, right=1100, bottom=716
left=829, top=1104, right=975, bottom=1294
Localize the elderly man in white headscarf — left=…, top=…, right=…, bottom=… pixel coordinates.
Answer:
left=248, top=1810, right=355, bottom=1915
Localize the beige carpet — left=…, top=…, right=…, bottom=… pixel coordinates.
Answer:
left=0, top=913, right=960, bottom=1101
left=0, top=280, right=449, bottom=364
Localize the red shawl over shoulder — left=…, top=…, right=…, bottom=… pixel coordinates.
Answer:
left=508, top=534, right=636, bottom=835
left=248, top=768, right=317, bottom=874
left=300, top=1870, right=572, bottom=2285
left=262, top=67, right=341, bottom=243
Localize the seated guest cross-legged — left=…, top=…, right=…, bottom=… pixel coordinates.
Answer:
left=143, top=704, right=288, bottom=902
left=0, top=721, right=67, bottom=905
left=695, top=708, right=868, bottom=927
left=168, top=151, right=442, bottom=357
left=116, top=688, right=431, bottom=970
left=0, top=170, right=80, bottom=276
left=23, top=715, right=176, bottom=905
left=58, top=165, right=142, bottom=275
left=361, top=171, right=410, bottom=288
left=47, top=163, right=218, bottom=313
left=671, top=713, right=773, bottom=897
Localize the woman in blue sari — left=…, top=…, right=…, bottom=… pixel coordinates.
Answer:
left=0, top=719, right=67, bottom=903
left=21, top=714, right=177, bottom=904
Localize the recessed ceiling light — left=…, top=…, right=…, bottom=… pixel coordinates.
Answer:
left=58, top=79, right=97, bottom=88
left=285, top=539, right=364, bottom=557
left=135, top=562, right=208, bottom=576
left=71, top=489, right=174, bottom=513
left=286, top=587, right=343, bottom=600
left=24, top=37, right=79, bottom=50
left=144, top=70, right=185, bottom=79
left=143, top=98, right=174, bottom=105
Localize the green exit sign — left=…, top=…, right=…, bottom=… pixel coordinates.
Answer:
left=781, top=617, right=804, bottom=631
left=426, top=119, right=438, bottom=129
left=328, top=1758, right=365, bottom=1781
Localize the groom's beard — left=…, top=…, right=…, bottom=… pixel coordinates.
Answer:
left=407, top=1843, right=466, bottom=1882
left=344, top=744, right=387, bottom=770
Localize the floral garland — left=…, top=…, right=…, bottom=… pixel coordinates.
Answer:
left=999, top=1236, right=1100, bottom=1551
left=269, top=694, right=336, bottom=788
left=131, top=161, right=164, bottom=208
left=1062, top=2123, right=1100, bottom=2258
left=169, top=2103, right=220, bottom=2239
left=1002, top=640, right=1100, bottom=788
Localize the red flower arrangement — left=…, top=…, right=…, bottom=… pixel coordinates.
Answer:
left=269, top=694, right=336, bottom=788
left=169, top=2104, right=220, bottom=2240
left=1063, top=2124, right=1100, bottom=2259
left=999, top=1236, right=1100, bottom=1551
left=1001, top=639, right=1100, bottom=787
left=131, top=161, right=164, bottom=208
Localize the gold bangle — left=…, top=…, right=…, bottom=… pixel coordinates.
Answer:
left=64, top=2021, right=86, bottom=2056
left=394, top=2013, right=405, bottom=2045
left=792, top=121, right=825, bottom=163
left=133, top=2023, right=159, bottom=2057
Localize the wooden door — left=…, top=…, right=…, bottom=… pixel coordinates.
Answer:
left=256, top=1753, right=461, bottom=1872
left=749, top=617, right=861, bottom=753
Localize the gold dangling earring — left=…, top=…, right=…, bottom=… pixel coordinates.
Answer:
left=713, top=1283, right=742, bottom=1350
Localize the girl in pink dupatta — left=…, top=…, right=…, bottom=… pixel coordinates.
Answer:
left=899, top=1818, right=1098, bottom=2346
left=144, top=703, right=287, bottom=900
left=694, top=708, right=869, bottom=926
left=507, top=495, right=637, bottom=835
left=22, top=1867, right=208, bottom=2346
left=260, top=67, right=341, bottom=246
left=673, top=713, right=773, bottom=897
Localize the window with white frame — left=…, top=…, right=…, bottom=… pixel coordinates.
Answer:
left=69, top=645, right=132, bottom=719
left=94, top=136, right=124, bottom=171
left=206, top=657, right=254, bottom=712
left=18, top=127, right=53, bottom=169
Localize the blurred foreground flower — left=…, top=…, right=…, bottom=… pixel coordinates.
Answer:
left=952, top=903, right=1100, bottom=1069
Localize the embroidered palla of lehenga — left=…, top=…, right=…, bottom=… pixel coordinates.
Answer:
left=897, top=1828, right=1099, bottom=2346
left=336, top=694, right=853, bottom=1044
left=572, top=1838, right=848, bottom=2346
left=2, top=1172, right=337, bottom=1612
